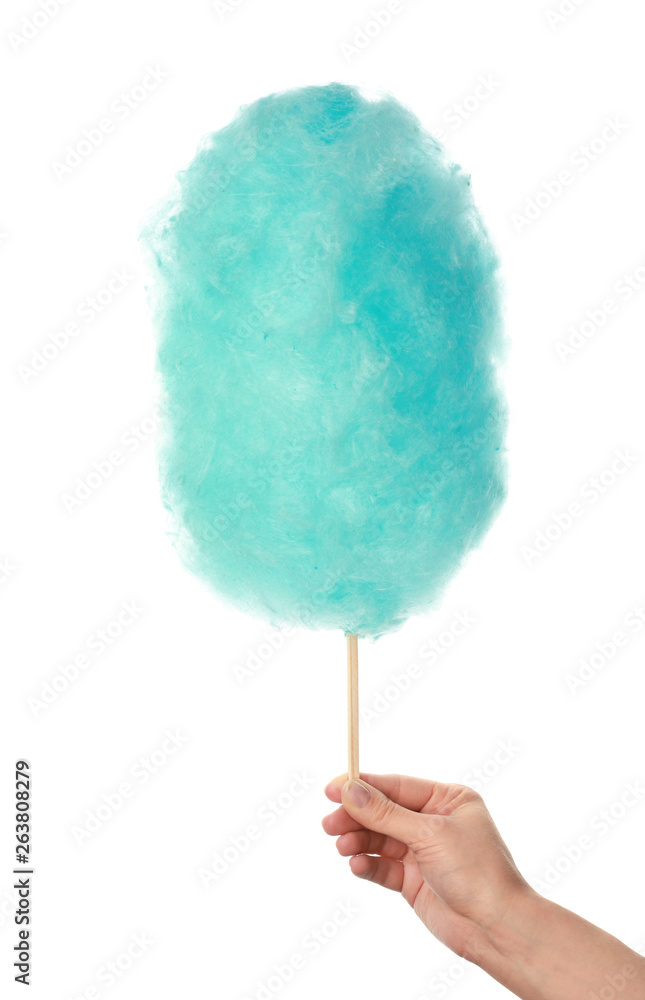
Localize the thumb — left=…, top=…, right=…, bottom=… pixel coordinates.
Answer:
left=341, top=778, right=427, bottom=845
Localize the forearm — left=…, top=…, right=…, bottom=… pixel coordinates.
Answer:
left=474, top=888, right=645, bottom=1000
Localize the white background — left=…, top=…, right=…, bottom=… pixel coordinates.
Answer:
left=1, top=0, right=644, bottom=997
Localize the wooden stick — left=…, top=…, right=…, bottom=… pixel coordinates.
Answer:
left=347, top=634, right=359, bottom=782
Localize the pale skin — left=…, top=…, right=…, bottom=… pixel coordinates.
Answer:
left=322, top=773, right=645, bottom=1000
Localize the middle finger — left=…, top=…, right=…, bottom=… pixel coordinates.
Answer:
left=322, top=805, right=365, bottom=836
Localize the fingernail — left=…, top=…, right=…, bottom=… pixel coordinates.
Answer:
left=346, top=780, right=370, bottom=807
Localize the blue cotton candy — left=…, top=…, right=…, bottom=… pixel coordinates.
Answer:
left=140, top=82, right=507, bottom=638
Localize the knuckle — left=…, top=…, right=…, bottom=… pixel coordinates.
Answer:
left=371, top=793, right=399, bottom=826
left=461, top=784, right=483, bottom=803
left=356, top=863, right=372, bottom=881
left=409, top=813, right=445, bottom=852
left=450, top=782, right=482, bottom=805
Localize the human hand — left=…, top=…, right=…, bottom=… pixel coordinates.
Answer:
left=324, top=773, right=645, bottom=999
left=322, top=772, right=532, bottom=963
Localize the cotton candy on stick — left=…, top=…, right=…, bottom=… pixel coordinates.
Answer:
left=140, top=83, right=507, bottom=780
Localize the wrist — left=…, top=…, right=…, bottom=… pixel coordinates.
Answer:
left=470, top=885, right=645, bottom=1000
left=483, top=882, right=544, bottom=955
left=467, top=883, right=548, bottom=995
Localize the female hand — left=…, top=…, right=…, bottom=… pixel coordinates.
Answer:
left=322, top=772, right=530, bottom=962
left=323, top=773, right=645, bottom=999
